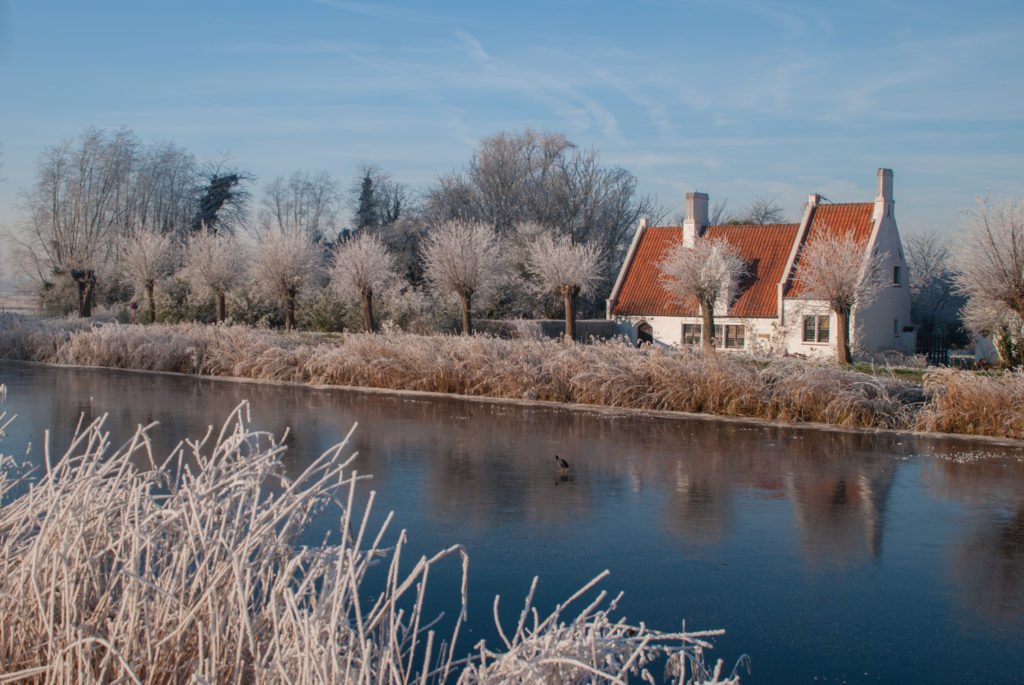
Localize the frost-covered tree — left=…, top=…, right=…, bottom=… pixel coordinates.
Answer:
left=525, top=227, right=601, bottom=342
left=794, top=228, right=885, bottom=364
left=121, top=231, right=177, bottom=323
left=421, top=220, right=503, bottom=335
left=952, top=195, right=1024, bottom=324
left=329, top=232, right=396, bottom=333
left=18, top=128, right=136, bottom=316
left=961, top=294, right=1024, bottom=366
left=250, top=228, right=322, bottom=330
left=260, top=170, right=341, bottom=242
left=423, top=130, right=661, bottom=315
left=904, top=232, right=965, bottom=340
left=182, top=230, right=247, bottom=323
left=658, top=237, right=747, bottom=351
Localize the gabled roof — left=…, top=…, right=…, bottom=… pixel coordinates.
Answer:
left=785, top=202, right=875, bottom=298
left=610, top=222, right=799, bottom=318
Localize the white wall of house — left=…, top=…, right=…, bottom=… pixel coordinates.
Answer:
left=780, top=299, right=836, bottom=359
left=611, top=313, right=777, bottom=352
left=852, top=195, right=914, bottom=355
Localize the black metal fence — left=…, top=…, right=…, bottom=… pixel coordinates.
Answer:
left=916, top=333, right=950, bottom=366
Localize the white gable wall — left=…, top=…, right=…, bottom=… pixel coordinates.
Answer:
left=855, top=216, right=914, bottom=355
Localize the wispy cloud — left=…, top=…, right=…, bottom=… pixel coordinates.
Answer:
left=456, top=30, right=490, bottom=64
left=310, top=0, right=451, bottom=25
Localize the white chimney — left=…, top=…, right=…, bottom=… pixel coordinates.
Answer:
left=683, top=191, right=709, bottom=248
left=874, top=168, right=894, bottom=220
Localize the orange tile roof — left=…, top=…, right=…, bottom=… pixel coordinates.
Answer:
left=786, top=203, right=875, bottom=298
left=611, top=222, right=800, bottom=318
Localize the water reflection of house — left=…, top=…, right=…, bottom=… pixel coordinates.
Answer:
left=787, top=462, right=896, bottom=563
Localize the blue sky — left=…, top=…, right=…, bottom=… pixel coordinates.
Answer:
left=1, top=0, right=1022, bottom=239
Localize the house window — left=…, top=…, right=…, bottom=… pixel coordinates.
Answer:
left=893, top=265, right=902, bottom=286
left=893, top=318, right=899, bottom=337
left=681, top=323, right=743, bottom=349
left=722, top=324, right=745, bottom=349
left=803, top=315, right=830, bottom=343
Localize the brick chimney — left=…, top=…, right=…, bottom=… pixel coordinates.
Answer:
left=683, top=192, right=709, bottom=248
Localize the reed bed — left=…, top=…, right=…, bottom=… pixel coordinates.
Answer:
left=0, top=398, right=739, bottom=684
left=915, top=368, right=1024, bottom=437
left=3, top=313, right=1023, bottom=439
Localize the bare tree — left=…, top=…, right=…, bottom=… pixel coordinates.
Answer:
left=524, top=227, right=601, bottom=342
left=423, top=130, right=660, bottom=316
left=904, top=232, right=965, bottom=339
left=794, top=228, right=885, bottom=364
left=182, top=230, right=247, bottom=322
left=421, top=220, right=503, bottom=335
left=260, top=170, right=341, bottom=242
left=329, top=232, right=396, bottom=333
left=658, top=237, right=747, bottom=351
left=18, top=127, right=137, bottom=316
left=738, top=195, right=786, bottom=225
left=952, top=195, right=1024, bottom=325
left=350, top=164, right=410, bottom=233
left=120, top=231, right=177, bottom=323
left=122, top=142, right=202, bottom=239
left=250, top=228, right=323, bottom=330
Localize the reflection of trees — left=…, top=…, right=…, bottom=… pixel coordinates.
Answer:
left=950, top=504, right=1024, bottom=624
left=926, top=456, right=1024, bottom=624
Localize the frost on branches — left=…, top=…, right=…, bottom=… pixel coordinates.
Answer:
left=658, top=237, right=747, bottom=351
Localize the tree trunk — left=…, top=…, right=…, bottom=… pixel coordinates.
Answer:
left=562, top=284, right=580, bottom=343
left=361, top=286, right=377, bottom=333
left=145, top=280, right=156, bottom=324
left=284, top=289, right=297, bottom=331
left=700, top=299, right=716, bottom=352
left=836, top=308, right=852, bottom=364
left=215, top=290, right=226, bottom=323
left=72, top=269, right=96, bottom=318
left=460, top=290, right=473, bottom=335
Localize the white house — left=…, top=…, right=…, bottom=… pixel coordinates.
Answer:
left=606, top=168, right=914, bottom=358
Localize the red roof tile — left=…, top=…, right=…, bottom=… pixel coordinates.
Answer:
left=786, top=203, right=875, bottom=298
left=611, top=223, right=800, bottom=318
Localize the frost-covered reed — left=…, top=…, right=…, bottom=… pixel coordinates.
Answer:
left=0, top=400, right=739, bottom=684
left=915, top=368, right=1024, bottom=437
left=4, top=313, right=1024, bottom=439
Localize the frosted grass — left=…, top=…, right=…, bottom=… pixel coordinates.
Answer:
left=3, top=313, right=1023, bottom=439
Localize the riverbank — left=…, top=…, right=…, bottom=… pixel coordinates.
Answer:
left=2, top=313, right=1023, bottom=440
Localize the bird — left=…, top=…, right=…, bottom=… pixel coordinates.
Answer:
left=555, top=454, right=570, bottom=472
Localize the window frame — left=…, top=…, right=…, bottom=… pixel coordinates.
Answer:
left=802, top=314, right=831, bottom=344
left=682, top=322, right=744, bottom=349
